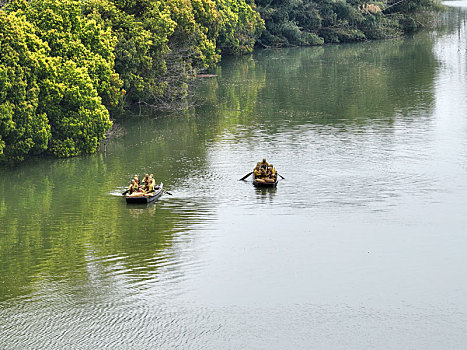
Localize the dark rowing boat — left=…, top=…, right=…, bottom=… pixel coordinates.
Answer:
left=125, top=183, right=164, bottom=204
left=253, top=178, right=278, bottom=187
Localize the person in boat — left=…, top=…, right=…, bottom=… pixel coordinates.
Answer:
left=142, top=174, right=150, bottom=186
left=253, top=165, right=262, bottom=179
left=268, top=164, right=277, bottom=180
left=128, top=179, right=139, bottom=194
left=141, top=180, right=149, bottom=192
left=260, top=158, right=268, bottom=170
left=142, top=174, right=158, bottom=194
left=265, top=164, right=277, bottom=182
left=272, top=165, right=278, bottom=180
left=143, top=179, right=155, bottom=194
left=133, top=174, right=140, bottom=185
left=254, top=162, right=262, bottom=177
left=149, top=174, right=156, bottom=187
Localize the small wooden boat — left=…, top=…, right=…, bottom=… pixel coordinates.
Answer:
left=253, top=177, right=278, bottom=187
left=125, top=183, right=164, bottom=204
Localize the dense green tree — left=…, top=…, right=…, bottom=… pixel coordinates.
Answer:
left=382, top=0, right=443, bottom=33
left=256, top=0, right=324, bottom=46
left=41, top=59, right=113, bottom=157
left=83, top=0, right=175, bottom=105
left=215, top=0, right=264, bottom=54
left=8, top=0, right=123, bottom=107
left=0, top=0, right=118, bottom=161
left=0, top=10, right=51, bottom=162
left=256, top=0, right=441, bottom=46
left=85, top=0, right=263, bottom=109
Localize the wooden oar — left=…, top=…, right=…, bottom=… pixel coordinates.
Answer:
left=277, top=173, right=285, bottom=179
left=239, top=171, right=253, bottom=181
left=164, top=190, right=173, bottom=195
left=122, top=189, right=129, bottom=195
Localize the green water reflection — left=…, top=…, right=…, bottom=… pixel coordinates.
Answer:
left=251, top=38, right=431, bottom=128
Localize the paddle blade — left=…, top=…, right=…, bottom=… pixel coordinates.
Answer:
left=239, top=171, right=253, bottom=181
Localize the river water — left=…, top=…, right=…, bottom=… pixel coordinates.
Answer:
left=2, top=3, right=467, bottom=349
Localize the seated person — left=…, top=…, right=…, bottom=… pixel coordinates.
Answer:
left=143, top=174, right=157, bottom=193
left=268, top=164, right=277, bottom=180
left=260, top=158, right=268, bottom=170
left=142, top=174, right=150, bottom=186
left=264, top=164, right=276, bottom=182
left=128, top=179, right=139, bottom=194
left=253, top=165, right=262, bottom=179
left=144, top=180, right=155, bottom=194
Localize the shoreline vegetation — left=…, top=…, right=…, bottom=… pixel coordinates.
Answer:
left=0, top=0, right=443, bottom=163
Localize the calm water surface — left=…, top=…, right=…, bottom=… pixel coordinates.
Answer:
left=2, top=4, right=467, bottom=349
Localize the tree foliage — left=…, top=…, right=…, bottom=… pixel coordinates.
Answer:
left=84, top=0, right=263, bottom=108
left=0, top=0, right=265, bottom=162
left=256, top=0, right=441, bottom=46
left=215, top=0, right=264, bottom=54
left=0, top=10, right=50, bottom=162
left=0, top=0, right=118, bottom=162
left=83, top=0, right=175, bottom=105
